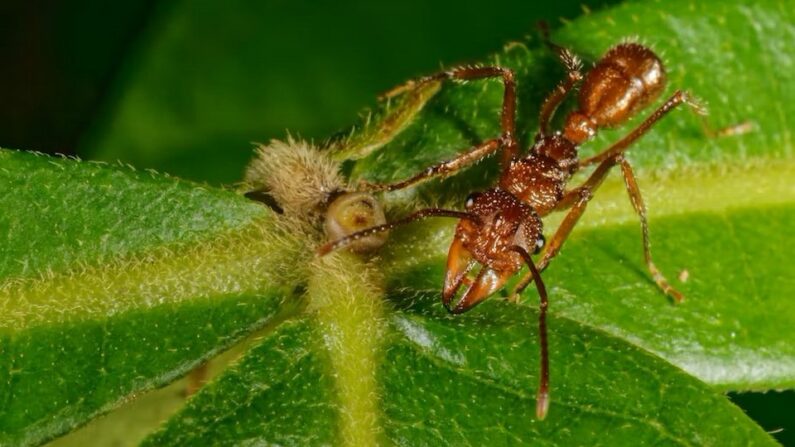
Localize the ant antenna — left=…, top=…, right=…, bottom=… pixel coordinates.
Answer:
left=317, top=208, right=480, bottom=255
left=511, top=246, right=550, bottom=420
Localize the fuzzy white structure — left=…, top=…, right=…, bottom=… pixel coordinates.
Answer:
left=245, top=138, right=344, bottom=219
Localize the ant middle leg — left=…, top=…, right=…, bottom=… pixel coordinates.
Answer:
left=330, top=79, right=443, bottom=160
left=335, top=63, right=524, bottom=163
left=380, top=65, right=520, bottom=171
left=359, top=69, right=521, bottom=192
left=618, top=157, right=684, bottom=302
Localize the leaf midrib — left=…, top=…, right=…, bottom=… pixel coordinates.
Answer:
left=0, top=216, right=304, bottom=331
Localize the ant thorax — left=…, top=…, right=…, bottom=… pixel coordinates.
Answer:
left=498, top=135, right=578, bottom=216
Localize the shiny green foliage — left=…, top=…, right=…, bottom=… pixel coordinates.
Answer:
left=1, top=0, right=792, bottom=445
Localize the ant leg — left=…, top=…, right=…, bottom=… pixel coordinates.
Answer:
left=382, top=65, right=519, bottom=168
left=360, top=66, right=520, bottom=192
left=511, top=246, right=550, bottom=420
left=538, top=60, right=583, bottom=136
left=331, top=79, right=443, bottom=160
left=537, top=23, right=583, bottom=135
left=447, top=67, right=518, bottom=164
left=510, top=157, right=617, bottom=297
left=514, top=155, right=684, bottom=302
left=317, top=208, right=478, bottom=255
left=537, top=158, right=617, bottom=271
left=618, top=157, right=684, bottom=302
left=667, top=93, right=754, bottom=139
left=580, top=90, right=701, bottom=168
left=360, top=139, right=501, bottom=192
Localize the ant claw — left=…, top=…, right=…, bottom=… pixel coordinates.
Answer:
left=669, top=289, right=686, bottom=304
left=379, top=80, right=418, bottom=101
left=680, top=91, right=709, bottom=115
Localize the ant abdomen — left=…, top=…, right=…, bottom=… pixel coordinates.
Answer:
left=565, top=43, right=667, bottom=143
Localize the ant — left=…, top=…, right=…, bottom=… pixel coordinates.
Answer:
left=319, top=35, right=708, bottom=419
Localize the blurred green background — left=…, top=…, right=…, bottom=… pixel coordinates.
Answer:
left=1, top=0, right=792, bottom=445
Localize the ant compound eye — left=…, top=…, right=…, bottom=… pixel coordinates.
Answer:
left=465, top=192, right=482, bottom=208
left=324, top=192, right=388, bottom=252
left=534, top=234, right=546, bottom=254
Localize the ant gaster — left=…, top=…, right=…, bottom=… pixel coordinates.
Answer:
left=319, top=37, right=705, bottom=420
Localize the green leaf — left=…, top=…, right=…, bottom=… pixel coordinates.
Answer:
left=3, top=0, right=793, bottom=445
left=141, top=319, right=341, bottom=446
left=145, top=256, right=774, bottom=445
left=0, top=150, right=305, bottom=445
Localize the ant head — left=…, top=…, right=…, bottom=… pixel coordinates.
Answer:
left=535, top=134, right=579, bottom=173
left=442, top=189, right=543, bottom=313
left=563, top=111, right=596, bottom=144
left=324, top=191, right=387, bottom=253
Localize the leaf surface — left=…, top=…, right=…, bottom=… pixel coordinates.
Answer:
left=0, top=150, right=304, bottom=445
left=146, top=257, right=775, bottom=446
left=1, top=0, right=792, bottom=445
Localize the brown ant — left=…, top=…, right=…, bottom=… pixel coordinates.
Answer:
left=319, top=36, right=707, bottom=419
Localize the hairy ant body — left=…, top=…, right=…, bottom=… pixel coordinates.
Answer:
left=319, top=38, right=705, bottom=419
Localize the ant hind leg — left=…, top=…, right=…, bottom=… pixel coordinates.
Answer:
left=580, top=90, right=699, bottom=168
left=685, top=96, right=754, bottom=138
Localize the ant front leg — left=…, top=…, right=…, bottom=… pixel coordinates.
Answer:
left=510, top=157, right=617, bottom=298
left=514, top=155, right=684, bottom=302
left=537, top=158, right=617, bottom=271
left=331, top=79, right=443, bottom=160
left=366, top=65, right=520, bottom=191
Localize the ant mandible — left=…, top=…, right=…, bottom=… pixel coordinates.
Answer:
left=318, top=35, right=704, bottom=420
